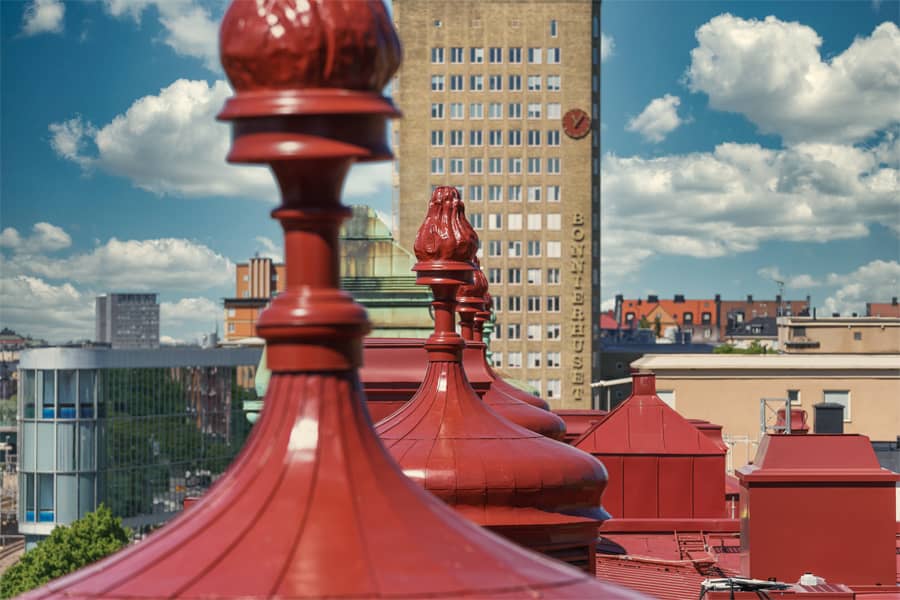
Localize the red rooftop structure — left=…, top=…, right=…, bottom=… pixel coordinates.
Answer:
left=575, top=373, right=728, bottom=522
left=23, top=2, right=648, bottom=597
left=738, top=434, right=899, bottom=587
left=377, top=186, right=613, bottom=574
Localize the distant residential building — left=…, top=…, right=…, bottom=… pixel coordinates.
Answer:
left=866, top=297, right=900, bottom=317
left=614, top=294, right=810, bottom=344
left=17, top=345, right=261, bottom=546
left=778, top=315, right=900, bottom=354
left=224, top=206, right=433, bottom=341
left=95, top=293, right=160, bottom=349
left=631, top=353, right=900, bottom=470
left=723, top=316, right=778, bottom=349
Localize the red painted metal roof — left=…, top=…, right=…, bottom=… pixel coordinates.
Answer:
left=596, top=554, right=710, bottom=600
left=575, top=374, right=722, bottom=455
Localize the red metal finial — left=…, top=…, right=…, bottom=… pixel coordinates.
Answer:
left=474, top=291, right=491, bottom=342
left=377, top=192, right=615, bottom=575
left=457, top=256, right=488, bottom=341
left=25, top=4, right=644, bottom=598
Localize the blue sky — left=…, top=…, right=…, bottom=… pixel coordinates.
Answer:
left=1, top=0, right=898, bottom=343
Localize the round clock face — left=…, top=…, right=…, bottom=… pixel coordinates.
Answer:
left=562, top=108, right=591, bottom=139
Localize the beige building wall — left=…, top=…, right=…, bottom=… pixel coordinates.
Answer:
left=779, top=317, right=900, bottom=354
left=392, top=0, right=601, bottom=408
left=632, top=354, right=900, bottom=470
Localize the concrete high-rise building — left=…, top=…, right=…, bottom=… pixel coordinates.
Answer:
left=392, top=0, right=601, bottom=408
left=95, top=293, right=160, bottom=349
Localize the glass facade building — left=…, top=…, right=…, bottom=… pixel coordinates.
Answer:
left=17, top=346, right=261, bottom=546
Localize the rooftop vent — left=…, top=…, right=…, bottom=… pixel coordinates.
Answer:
left=674, top=294, right=685, bottom=303
left=813, top=402, right=844, bottom=434
left=647, top=294, right=658, bottom=303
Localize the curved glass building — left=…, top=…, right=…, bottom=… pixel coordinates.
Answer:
left=17, top=346, right=261, bottom=547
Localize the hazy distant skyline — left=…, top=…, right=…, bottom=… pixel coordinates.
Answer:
left=1, top=0, right=898, bottom=342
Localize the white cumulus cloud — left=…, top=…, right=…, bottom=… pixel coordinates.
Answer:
left=601, top=140, right=900, bottom=286
left=600, top=33, right=615, bottom=62
left=21, top=0, right=65, bottom=36
left=100, top=0, right=219, bottom=71
left=686, top=15, right=900, bottom=144
left=0, top=276, right=93, bottom=342
left=0, top=222, right=72, bottom=254
left=49, top=79, right=393, bottom=203
left=626, top=94, right=684, bottom=142
left=756, top=266, right=822, bottom=289
left=823, top=259, right=900, bottom=315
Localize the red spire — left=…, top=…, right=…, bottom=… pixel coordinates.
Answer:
left=458, top=257, right=567, bottom=439
left=24, top=3, right=646, bottom=598
left=377, top=186, right=615, bottom=574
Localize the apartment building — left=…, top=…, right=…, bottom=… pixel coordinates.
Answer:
left=392, top=0, right=602, bottom=408
left=778, top=315, right=900, bottom=354
left=95, top=293, right=160, bottom=349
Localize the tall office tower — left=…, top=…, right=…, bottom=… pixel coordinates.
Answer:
left=95, top=293, right=160, bottom=348
left=392, top=1, right=601, bottom=408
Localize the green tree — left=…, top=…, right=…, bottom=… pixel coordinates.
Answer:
left=714, top=340, right=768, bottom=354
left=637, top=316, right=650, bottom=329
left=0, top=505, right=130, bottom=598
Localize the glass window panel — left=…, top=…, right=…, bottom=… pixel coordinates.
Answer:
left=79, top=370, right=95, bottom=418
left=22, top=370, right=35, bottom=419
left=37, top=422, right=55, bottom=471
left=23, top=473, right=35, bottom=522
left=79, top=422, right=94, bottom=471
left=79, top=474, right=95, bottom=517
left=22, top=422, right=35, bottom=470
left=38, top=473, right=54, bottom=522
left=42, top=371, right=55, bottom=418
left=57, top=474, right=77, bottom=524
left=59, top=370, right=76, bottom=418
left=57, top=422, right=76, bottom=472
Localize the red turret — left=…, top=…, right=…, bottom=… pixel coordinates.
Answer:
left=377, top=187, right=614, bottom=574
left=457, top=256, right=567, bottom=439
left=23, top=3, right=646, bottom=598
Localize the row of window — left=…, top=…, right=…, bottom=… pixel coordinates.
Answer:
left=431, top=46, right=562, bottom=65
left=432, top=129, right=562, bottom=146
left=431, top=74, right=562, bottom=93
left=491, top=351, right=562, bottom=369
left=625, top=311, right=714, bottom=324
left=483, top=240, right=563, bottom=259
left=486, top=267, right=561, bottom=286
left=435, top=185, right=562, bottom=203
left=490, top=297, right=562, bottom=319
left=432, top=102, right=561, bottom=120
left=471, top=213, right=562, bottom=231
left=497, top=322, right=562, bottom=341
left=430, top=157, right=561, bottom=175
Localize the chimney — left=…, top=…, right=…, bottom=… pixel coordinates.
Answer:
left=614, top=293, right=623, bottom=323
left=813, top=402, right=844, bottom=434
left=737, top=435, right=898, bottom=586
left=775, top=408, right=809, bottom=434
left=812, top=307, right=817, bottom=319
left=893, top=296, right=898, bottom=306
left=647, top=294, right=658, bottom=303
left=832, top=312, right=840, bottom=317
left=775, top=294, right=782, bottom=304
left=747, top=294, right=753, bottom=303
left=674, top=294, right=685, bottom=303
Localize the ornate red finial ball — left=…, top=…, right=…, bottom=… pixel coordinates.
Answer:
left=458, top=256, right=489, bottom=301
left=413, top=186, right=478, bottom=264
left=220, top=0, right=401, bottom=92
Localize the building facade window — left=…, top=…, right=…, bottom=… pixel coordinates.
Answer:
left=547, top=185, right=561, bottom=201
left=547, top=157, right=560, bottom=173
left=430, top=130, right=444, bottom=146
left=508, top=296, right=522, bottom=312
left=508, top=351, right=522, bottom=368
left=547, top=323, right=561, bottom=339
left=470, top=212, right=483, bottom=229
left=509, top=158, right=522, bottom=174
left=431, top=47, right=444, bottom=63
left=550, top=19, right=558, bottom=37
left=489, top=130, right=503, bottom=146
left=547, top=47, right=561, bottom=63
left=508, top=268, right=522, bottom=284
left=527, top=296, right=541, bottom=312
left=547, top=75, right=561, bottom=91
left=469, top=185, right=483, bottom=201
left=450, top=103, right=464, bottom=119
left=507, top=325, right=521, bottom=341
left=527, top=75, right=542, bottom=91
left=489, top=213, right=502, bottom=230
left=488, top=184, right=503, bottom=201
left=489, top=47, right=503, bottom=63
left=508, top=214, right=523, bottom=230
left=470, top=47, right=484, bottom=63
left=488, top=268, right=502, bottom=284
left=527, top=214, right=542, bottom=230
left=450, top=74, right=463, bottom=91
left=547, top=268, right=560, bottom=284
left=528, top=47, right=542, bottom=64
left=547, top=103, right=562, bottom=119
left=469, top=74, right=484, bottom=91
left=492, top=352, right=503, bottom=368
left=788, top=389, right=801, bottom=405
left=547, top=379, right=561, bottom=398
left=430, top=157, right=444, bottom=174
left=488, top=157, right=503, bottom=174
left=528, top=129, right=541, bottom=146
left=823, top=390, right=851, bottom=421
left=470, top=158, right=483, bottom=174
left=527, top=323, right=542, bottom=340
left=509, top=47, right=522, bottom=63
left=450, top=130, right=463, bottom=146
left=547, top=352, right=561, bottom=367
left=547, top=241, right=561, bottom=257
left=527, top=352, right=541, bottom=368
left=527, top=268, right=542, bottom=285
left=547, top=296, right=561, bottom=311
left=508, top=185, right=522, bottom=201
left=508, top=241, right=522, bottom=257
left=469, top=103, right=484, bottom=119
left=489, top=102, right=503, bottom=118
left=431, top=103, right=444, bottom=118
left=547, top=130, right=560, bottom=146
left=508, top=129, right=522, bottom=145
left=469, top=130, right=482, bottom=146
left=449, top=158, right=463, bottom=174
left=527, top=186, right=541, bottom=202
left=450, top=47, right=464, bottom=63
left=527, top=103, right=542, bottom=119
left=527, top=240, right=541, bottom=256
left=431, top=75, right=445, bottom=91
left=488, top=240, right=502, bottom=256
left=547, top=213, right=561, bottom=230
left=509, top=75, right=522, bottom=91
left=527, top=157, right=541, bottom=174
left=508, top=103, right=522, bottom=119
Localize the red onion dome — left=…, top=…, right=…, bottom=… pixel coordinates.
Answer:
left=377, top=187, right=612, bottom=572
